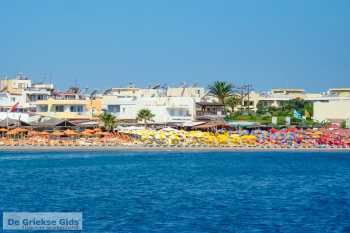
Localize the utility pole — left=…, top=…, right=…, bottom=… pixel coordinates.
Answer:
left=240, top=86, right=244, bottom=114
left=237, top=84, right=253, bottom=115
left=246, top=84, right=253, bottom=114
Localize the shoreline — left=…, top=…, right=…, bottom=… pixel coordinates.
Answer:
left=1, top=145, right=350, bottom=153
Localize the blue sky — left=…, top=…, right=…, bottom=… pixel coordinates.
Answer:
left=0, top=0, right=349, bottom=91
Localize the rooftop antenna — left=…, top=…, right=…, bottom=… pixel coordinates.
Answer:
left=151, top=84, right=161, bottom=89
left=181, top=82, right=187, bottom=96
left=84, top=86, right=89, bottom=94
left=128, top=82, right=134, bottom=88
left=90, top=90, right=98, bottom=99
left=41, top=76, right=46, bottom=84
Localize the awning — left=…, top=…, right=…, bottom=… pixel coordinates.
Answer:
left=192, top=121, right=229, bottom=129
left=182, top=121, right=206, bottom=127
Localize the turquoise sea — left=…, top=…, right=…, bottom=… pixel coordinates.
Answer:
left=1, top=151, right=350, bottom=232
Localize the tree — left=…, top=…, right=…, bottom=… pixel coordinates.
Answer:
left=267, top=106, right=279, bottom=116
left=137, top=109, right=155, bottom=125
left=224, top=95, right=240, bottom=113
left=256, top=101, right=269, bottom=115
left=208, top=81, right=234, bottom=104
left=281, top=98, right=313, bottom=117
left=340, top=120, right=347, bottom=129
left=99, top=112, right=117, bottom=131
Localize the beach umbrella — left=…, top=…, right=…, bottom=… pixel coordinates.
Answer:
left=64, top=129, right=79, bottom=137
left=0, top=128, right=8, bottom=137
left=6, top=129, right=15, bottom=134
left=27, top=130, right=40, bottom=137
left=51, top=130, right=64, bottom=137
left=12, top=128, right=28, bottom=133
left=6, top=129, right=19, bottom=137
left=94, top=128, right=102, bottom=132
left=81, top=129, right=95, bottom=137
left=38, top=131, right=50, bottom=138
left=95, top=131, right=109, bottom=137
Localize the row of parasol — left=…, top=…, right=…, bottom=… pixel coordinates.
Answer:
left=0, top=128, right=111, bottom=137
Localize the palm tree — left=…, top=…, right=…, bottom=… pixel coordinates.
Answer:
left=224, top=95, right=240, bottom=113
left=208, top=81, right=233, bottom=104
left=99, top=112, right=117, bottom=131
left=137, top=109, right=155, bottom=125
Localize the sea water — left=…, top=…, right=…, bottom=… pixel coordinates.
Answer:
left=0, top=151, right=350, bottom=232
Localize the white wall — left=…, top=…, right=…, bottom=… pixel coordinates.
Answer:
left=102, top=95, right=196, bottom=123
left=138, top=97, right=195, bottom=123
left=313, top=100, right=350, bottom=122
left=0, top=112, right=30, bottom=122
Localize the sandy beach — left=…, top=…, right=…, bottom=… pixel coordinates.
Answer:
left=1, top=144, right=350, bottom=153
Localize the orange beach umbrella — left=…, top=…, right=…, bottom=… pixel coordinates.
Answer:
left=81, top=129, right=94, bottom=137
left=51, top=130, right=64, bottom=137
left=64, top=129, right=78, bottom=137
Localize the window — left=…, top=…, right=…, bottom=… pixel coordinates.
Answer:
left=55, top=105, right=64, bottom=112
left=168, top=108, right=189, bottom=117
left=107, top=105, right=120, bottom=113
left=37, top=95, right=47, bottom=100
left=244, top=101, right=254, bottom=106
left=70, top=105, right=83, bottom=112
left=38, top=105, right=48, bottom=112
left=64, top=95, right=76, bottom=100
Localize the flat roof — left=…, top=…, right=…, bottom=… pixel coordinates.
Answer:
left=271, top=88, right=305, bottom=92
left=329, top=88, right=350, bottom=91
left=196, top=102, right=224, bottom=106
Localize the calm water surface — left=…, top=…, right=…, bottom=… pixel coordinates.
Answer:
left=0, top=151, right=350, bottom=232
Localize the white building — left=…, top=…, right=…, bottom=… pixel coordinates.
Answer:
left=102, top=93, right=195, bottom=123
left=101, top=85, right=199, bottom=123
left=0, top=75, right=54, bottom=122
left=244, top=88, right=350, bottom=112
left=0, top=93, right=30, bottom=121
left=313, top=98, right=350, bottom=122
left=166, top=87, right=205, bottom=101
left=138, top=97, right=195, bottom=123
